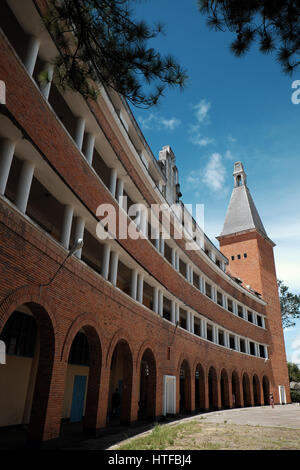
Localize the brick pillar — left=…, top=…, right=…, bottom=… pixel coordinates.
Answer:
left=26, top=356, right=67, bottom=448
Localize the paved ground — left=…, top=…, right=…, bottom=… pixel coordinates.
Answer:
left=198, top=404, right=300, bottom=429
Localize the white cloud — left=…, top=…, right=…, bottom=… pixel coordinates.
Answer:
left=228, top=135, right=237, bottom=143
left=185, top=152, right=228, bottom=196
left=188, top=126, right=215, bottom=147
left=202, top=152, right=227, bottom=192
left=138, top=113, right=180, bottom=132
left=193, top=99, right=211, bottom=123
left=224, top=149, right=234, bottom=160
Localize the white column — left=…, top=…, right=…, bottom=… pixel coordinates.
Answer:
left=154, top=227, right=160, bottom=251
left=40, top=63, right=54, bottom=101
left=223, top=295, right=228, bottom=310
left=60, top=205, right=74, bottom=249
left=190, top=266, right=193, bottom=285
left=153, top=287, right=159, bottom=314
left=261, top=317, right=266, bottom=329
left=253, top=313, right=258, bottom=326
left=254, top=343, right=259, bottom=357
left=224, top=331, right=230, bottom=348
left=116, top=178, right=124, bottom=206
left=212, top=286, right=217, bottom=302
left=109, top=168, right=117, bottom=198
left=74, top=216, right=85, bottom=259
left=233, top=301, right=238, bottom=316
left=234, top=335, right=240, bottom=352
left=213, top=325, right=218, bottom=344
left=175, top=303, right=180, bottom=324
left=245, top=339, right=250, bottom=355
left=175, top=252, right=180, bottom=271
left=137, top=274, right=144, bottom=303
left=158, top=290, right=163, bottom=317
left=102, top=244, right=111, bottom=280
left=109, top=251, right=119, bottom=286
left=171, top=247, right=176, bottom=268
left=190, top=314, right=194, bottom=334
left=171, top=300, right=176, bottom=323
left=264, top=345, right=268, bottom=360
left=15, top=160, right=34, bottom=214
left=186, top=264, right=190, bottom=282
left=200, top=318, right=207, bottom=339
left=131, top=269, right=138, bottom=300
left=74, top=117, right=85, bottom=151
left=243, top=306, right=248, bottom=321
left=140, top=207, right=148, bottom=236
left=186, top=312, right=191, bottom=332
left=160, top=235, right=165, bottom=256
left=24, top=36, right=40, bottom=76
left=0, top=139, right=15, bottom=195
left=85, top=133, right=95, bottom=165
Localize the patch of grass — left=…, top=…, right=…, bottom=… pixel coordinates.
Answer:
left=117, top=421, right=200, bottom=450
left=114, top=420, right=300, bottom=451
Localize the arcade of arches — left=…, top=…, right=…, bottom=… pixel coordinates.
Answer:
left=0, top=305, right=272, bottom=445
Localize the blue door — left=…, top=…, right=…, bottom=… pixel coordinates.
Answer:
left=70, top=375, right=87, bottom=423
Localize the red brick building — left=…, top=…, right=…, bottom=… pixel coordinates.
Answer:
left=0, top=0, right=290, bottom=448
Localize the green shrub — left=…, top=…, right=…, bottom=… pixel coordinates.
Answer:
left=290, top=389, right=300, bottom=403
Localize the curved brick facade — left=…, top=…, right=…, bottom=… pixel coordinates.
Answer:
left=0, top=0, right=290, bottom=448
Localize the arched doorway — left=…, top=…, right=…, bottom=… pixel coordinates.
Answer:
left=195, top=364, right=205, bottom=411
left=0, top=302, right=55, bottom=444
left=220, top=369, right=230, bottom=408
left=61, top=325, right=102, bottom=433
left=208, top=367, right=218, bottom=410
left=231, top=371, right=241, bottom=407
left=253, top=375, right=261, bottom=406
left=108, top=339, right=133, bottom=425
left=242, top=373, right=251, bottom=407
left=263, top=376, right=270, bottom=405
left=179, top=360, right=191, bottom=414
left=138, top=348, right=156, bottom=421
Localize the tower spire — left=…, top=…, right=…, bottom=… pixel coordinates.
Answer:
left=218, top=161, right=273, bottom=245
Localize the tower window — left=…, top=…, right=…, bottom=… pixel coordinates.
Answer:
left=244, top=253, right=247, bottom=258
left=231, top=256, right=235, bottom=261
left=237, top=254, right=241, bottom=260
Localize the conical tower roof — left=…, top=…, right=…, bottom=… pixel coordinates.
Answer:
left=218, top=162, right=274, bottom=245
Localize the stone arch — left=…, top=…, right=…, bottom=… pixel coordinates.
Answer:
left=0, top=286, right=57, bottom=340
left=61, top=314, right=103, bottom=432
left=231, top=370, right=242, bottom=407
left=220, top=368, right=230, bottom=408
left=61, top=312, right=104, bottom=363
left=136, top=341, right=158, bottom=373
left=194, top=362, right=206, bottom=411
left=208, top=366, right=219, bottom=410
left=242, top=372, right=252, bottom=407
left=0, top=295, right=56, bottom=445
left=253, top=374, right=261, bottom=406
left=262, top=375, right=270, bottom=405
left=107, top=337, right=134, bottom=425
left=105, top=328, right=134, bottom=368
left=138, top=347, right=157, bottom=420
left=178, top=358, right=192, bottom=414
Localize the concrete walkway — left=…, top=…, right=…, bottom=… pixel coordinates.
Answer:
left=199, top=404, right=300, bottom=429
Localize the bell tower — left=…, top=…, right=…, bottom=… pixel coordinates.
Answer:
left=217, top=162, right=290, bottom=404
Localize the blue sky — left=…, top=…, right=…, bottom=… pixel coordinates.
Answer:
left=129, top=0, right=300, bottom=365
